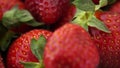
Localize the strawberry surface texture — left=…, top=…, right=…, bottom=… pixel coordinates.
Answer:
left=44, top=23, right=100, bottom=68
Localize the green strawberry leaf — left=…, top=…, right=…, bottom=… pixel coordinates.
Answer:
left=26, top=20, right=44, bottom=27
left=73, top=0, right=95, bottom=11
left=15, top=9, right=34, bottom=22
left=30, top=35, right=46, bottom=60
left=72, top=9, right=110, bottom=33
left=95, top=0, right=108, bottom=10
left=2, top=6, right=44, bottom=29
left=21, top=62, right=40, bottom=68
left=22, top=36, right=46, bottom=68
left=21, top=62, right=42, bottom=68
left=2, top=7, right=19, bottom=28
left=72, top=9, right=89, bottom=31
left=0, top=23, right=15, bottom=51
left=20, top=35, right=46, bottom=68
left=87, top=16, right=111, bottom=33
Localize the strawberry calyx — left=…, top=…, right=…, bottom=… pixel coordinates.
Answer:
left=30, top=35, right=46, bottom=60
left=72, top=0, right=110, bottom=33
left=21, top=35, right=46, bottom=68
left=2, top=6, right=44, bottom=29
left=73, top=0, right=95, bottom=11
left=95, top=0, right=108, bottom=10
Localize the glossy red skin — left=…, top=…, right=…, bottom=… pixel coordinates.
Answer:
left=89, top=12, right=120, bottom=68
left=44, top=23, right=99, bottom=68
left=6, top=29, right=52, bottom=68
left=0, top=55, right=5, bottom=68
left=25, top=0, right=70, bottom=24
left=109, top=0, right=120, bottom=13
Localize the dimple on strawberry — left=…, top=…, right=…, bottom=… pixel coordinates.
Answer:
left=44, top=23, right=99, bottom=68
left=6, top=29, right=52, bottom=68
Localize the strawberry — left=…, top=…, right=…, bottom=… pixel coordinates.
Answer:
left=51, top=4, right=76, bottom=31
left=44, top=23, right=99, bottom=68
left=6, top=29, right=52, bottom=68
left=0, top=6, right=3, bottom=20
left=0, top=54, right=5, bottom=68
left=25, top=0, right=70, bottom=24
left=0, top=0, right=25, bottom=20
left=109, top=0, right=120, bottom=13
left=0, top=0, right=34, bottom=33
left=89, top=11, right=120, bottom=68
left=0, top=0, right=25, bottom=13
left=61, top=4, right=76, bottom=23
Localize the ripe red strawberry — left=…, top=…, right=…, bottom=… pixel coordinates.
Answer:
left=61, top=4, right=76, bottom=23
left=109, top=0, right=120, bottom=13
left=0, top=0, right=25, bottom=13
left=89, top=11, right=120, bottom=68
left=0, top=54, right=5, bottom=68
left=0, top=0, right=25, bottom=21
left=6, top=29, right=52, bottom=68
left=51, top=4, right=76, bottom=31
left=25, top=0, right=70, bottom=24
left=44, top=23, right=99, bottom=68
